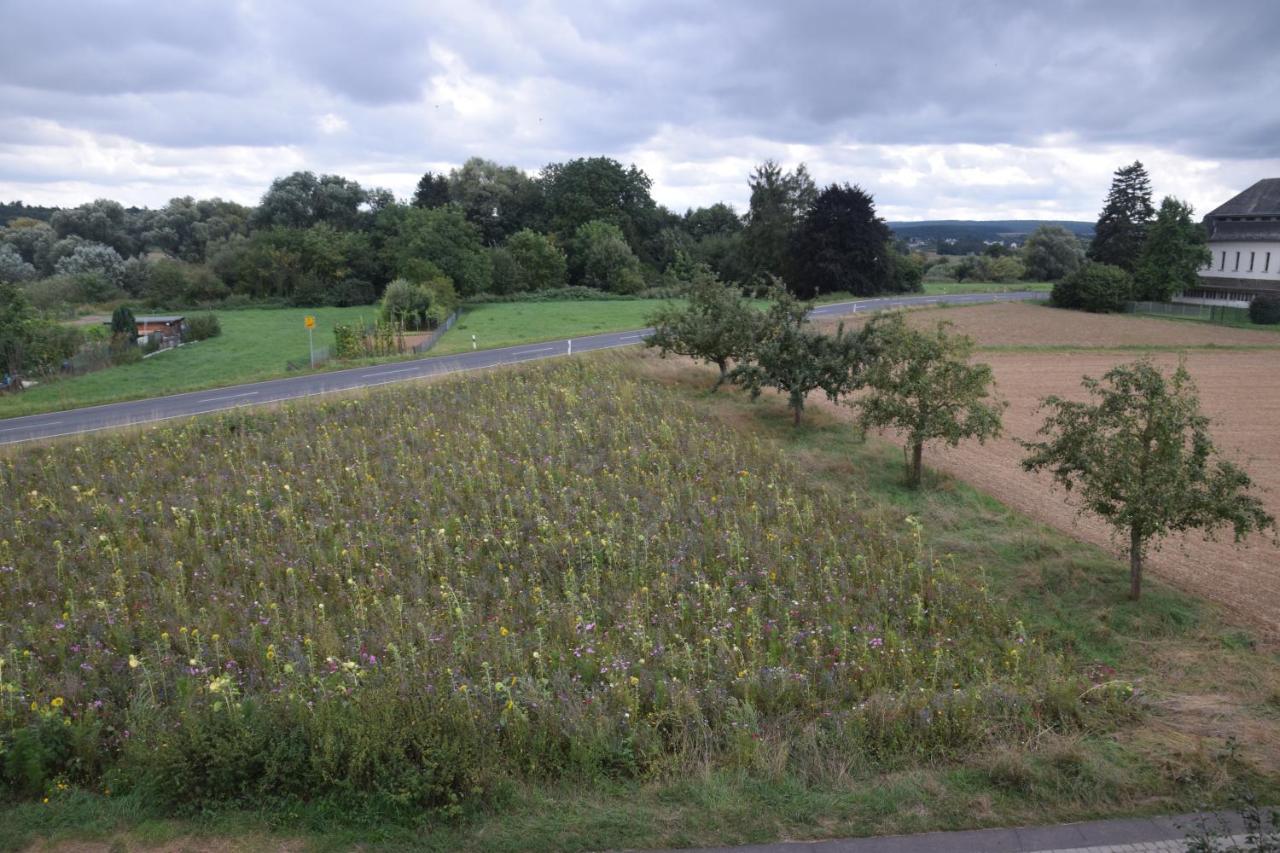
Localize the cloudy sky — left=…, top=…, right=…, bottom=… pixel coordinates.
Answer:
left=1, top=0, right=1277, bottom=221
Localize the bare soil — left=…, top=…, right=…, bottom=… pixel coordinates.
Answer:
left=811, top=301, right=1280, bottom=349
left=699, top=302, right=1280, bottom=637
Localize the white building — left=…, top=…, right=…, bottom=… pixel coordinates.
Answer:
left=1193, top=178, right=1280, bottom=303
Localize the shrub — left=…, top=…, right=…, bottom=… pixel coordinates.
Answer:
left=1249, top=295, right=1280, bottom=325
left=109, top=333, right=142, bottom=365
left=110, top=305, right=138, bottom=340
left=1051, top=262, right=1133, bottom=313
left=184, top=313, right=222, bottom=342
left=21, top=276, right=83, bottom=313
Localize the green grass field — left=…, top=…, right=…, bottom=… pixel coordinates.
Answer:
left=2, top=354, right=1276, bottom=851
left=0, top=286, right=1055, bottom=420
left=430, top=299, right=675, bottom=355
left=923, top=281, right=1052, bottom=295
left=0, top=306, right=382, bottom=418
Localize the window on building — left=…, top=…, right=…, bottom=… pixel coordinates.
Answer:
left=1235, top=251, right=1240, bottom=272
left=1266, top=252, right=1272, bottom=273
left=1220, top=251, right=1226, bottom=271
left=1250, top=252, right=1256, bottom=272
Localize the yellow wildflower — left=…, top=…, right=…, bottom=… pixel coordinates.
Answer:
left=50, top=697, right=64, bottom=708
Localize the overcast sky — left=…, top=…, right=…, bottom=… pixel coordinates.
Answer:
left=1, top=0, right=1277, bottom=221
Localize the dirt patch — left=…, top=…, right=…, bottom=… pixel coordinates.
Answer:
left=811, top=302, right=1280, bottom=349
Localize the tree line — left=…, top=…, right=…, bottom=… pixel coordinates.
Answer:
left=1043, top=161, right=1211, bottom=313
left=647, top=277, right=1274, bottom=599
left=0, top=157, right=919, bottom=318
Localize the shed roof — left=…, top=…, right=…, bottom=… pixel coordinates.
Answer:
left=1206, top=178, right=1280, bottom=218
left=134, top=315, right=186, bottom=324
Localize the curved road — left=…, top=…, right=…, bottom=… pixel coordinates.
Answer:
left=0, top=291, right=1041, bottom=446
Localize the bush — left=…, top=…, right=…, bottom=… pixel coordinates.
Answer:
left=1249, top=295, right=1280, bottom=325
left=143, top=258, right=229, bottom=307
left=109, top=334, right=142, bottom=366
left=21, top=276, right=84, bottom=314
left=184, top=313, right=222, bottom=342
left=1051, top=262, right=1133, bottom=313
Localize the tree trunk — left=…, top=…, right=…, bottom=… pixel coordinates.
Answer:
left=908, top=442, right=924, bottom=488
left=712, top=359, right=728, bottom=391
left=793, top=404, right=802, bottom=427
left=1129, top=526, right=1143, bottom=601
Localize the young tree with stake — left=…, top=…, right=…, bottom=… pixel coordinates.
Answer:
left=1022, top=360, right=1273, bottom=600
left=855, top=312, right=1004, bottom=488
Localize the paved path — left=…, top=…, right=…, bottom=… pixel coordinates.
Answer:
left=0, top=291, right=1042, bottom=446
left=682, top=811, right=1251, bottom=853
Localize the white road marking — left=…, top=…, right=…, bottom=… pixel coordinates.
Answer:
left=363, top=366, right=417, bottom=378
left=0, top=420, right=60, bottom=433
left=196, top=391, right=259, bottom=403
left=510, top=346, right=556, bottom=356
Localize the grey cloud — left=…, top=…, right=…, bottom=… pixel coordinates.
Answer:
left=1, top=0, right=1278, bottom=211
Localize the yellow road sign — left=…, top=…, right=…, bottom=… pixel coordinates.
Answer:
left=304, top=315, right=315, bottom=329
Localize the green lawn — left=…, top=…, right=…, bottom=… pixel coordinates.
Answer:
left=430, top=299, right=675, bottom=355
left=0, top=288, right=1053, bottom=420
left=0, top=306, right=380, bottom=418
left=923, top=280, right=1052, bottom=295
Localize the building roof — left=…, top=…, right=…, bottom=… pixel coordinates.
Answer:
left=134, top=315, right=186, bottom=324
left=1205, top=178, right=1280, bottom=218
left=1207, top=218, right=1280, bottom=242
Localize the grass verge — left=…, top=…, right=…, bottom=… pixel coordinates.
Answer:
left=0, top=306, right=385, bottom=419
left=430, top=299, right=675, bottom=355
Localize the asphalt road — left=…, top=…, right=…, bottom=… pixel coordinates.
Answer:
left=0, top=290, right=1042, bottom=446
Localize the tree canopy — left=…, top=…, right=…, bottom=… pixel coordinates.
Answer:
left=1022, top=360, right=1273, bottom=600
left=786, top=183, right=897, bottom=298
left=743, top=161, right=816, bottom=281
left=1022, top=224, right=1084, bottom=281
left=855, top=312, right=1004, bottom=488
left=645, top=266, right=759, bottom=389
left=1134, top=197, right=1211, bottom=302
left=1088, top=161, right=1155, bottom=272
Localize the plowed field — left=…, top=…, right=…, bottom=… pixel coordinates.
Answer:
left=812, top=303, right=1280, bottom=637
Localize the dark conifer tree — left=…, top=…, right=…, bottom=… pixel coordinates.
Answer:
left=786, top=183, right=892, bottom=298
left=411, top=172, right=451, bottom=209
left=1087, top=161, right=1155, bottom=272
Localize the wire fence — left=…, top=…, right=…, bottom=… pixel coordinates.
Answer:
left=1124, top=301, right=1250, bottom=325
left=412, top=310, right=461, bottom=353
left=285, top=346, right=333, bottom=372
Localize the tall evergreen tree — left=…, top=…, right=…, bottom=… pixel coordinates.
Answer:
left=411, top=172, right=451, bottom=209
left=1134, top=197, right=1211, bottom=301
left=786, top=183, right=893, bottom=298
left=1087, top=161, right=1155, bottom=272
left=742, top=161, right=816, bottom=281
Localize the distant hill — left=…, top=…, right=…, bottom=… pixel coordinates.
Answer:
left=888, top=219, right=1093, bottom=244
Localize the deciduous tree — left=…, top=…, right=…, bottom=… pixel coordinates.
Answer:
left=1134, top=197, right=1211, bottom=302
left=569, top=220, right=644, bottom=294
left=729, top=290, right=861, bottom=425
left=645, top=266, right=758, bottom=390
left=1022, top=224, right=1084, bottom=281
left=855, top=312, right=1004, bottom=488
left=1022, top=360, right=1273, bottom=600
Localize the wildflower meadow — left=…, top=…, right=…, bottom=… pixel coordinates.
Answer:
left=0, top=361, right=1114, bottom=815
